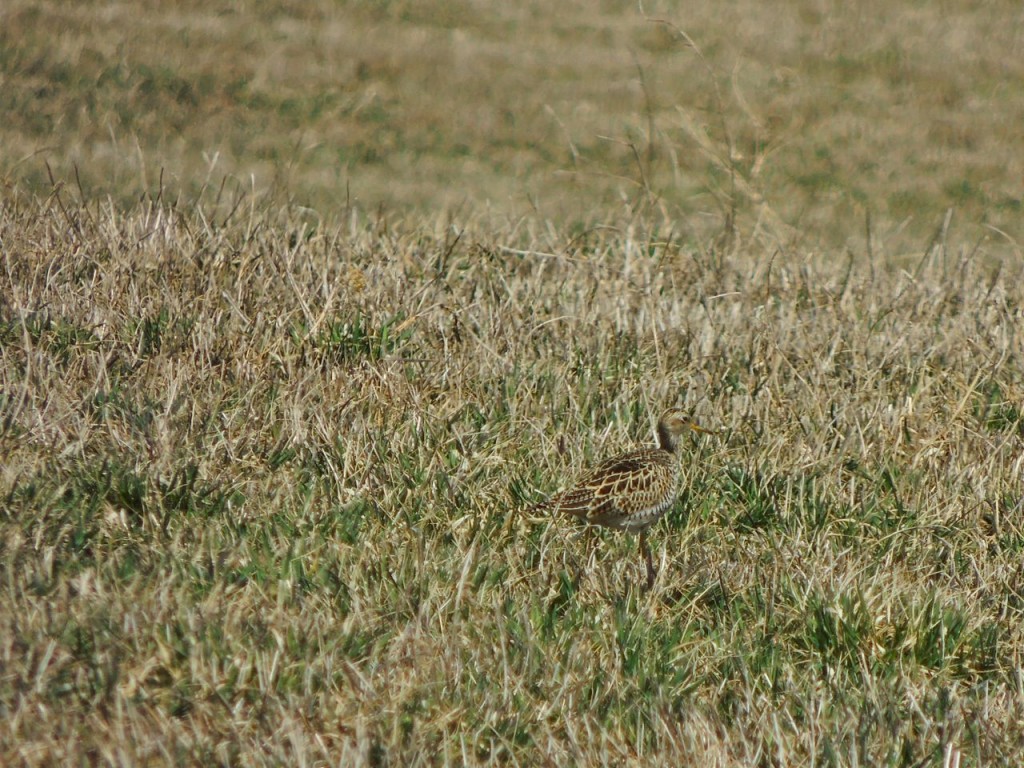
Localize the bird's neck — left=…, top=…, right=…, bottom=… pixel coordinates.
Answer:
left=657, top=422, right=678, bottom=454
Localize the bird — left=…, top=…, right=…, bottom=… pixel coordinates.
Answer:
left=532, top=407, right=711, bottom=589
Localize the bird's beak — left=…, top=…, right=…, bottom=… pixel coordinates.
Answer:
left=689, top=422, right=715, bottom=435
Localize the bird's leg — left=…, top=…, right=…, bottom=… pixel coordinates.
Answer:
left=640, top=530, right=656, bottom=590
left=567, top=525, right=591, bottom=588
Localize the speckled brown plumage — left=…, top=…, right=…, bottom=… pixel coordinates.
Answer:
left=533, top=408, right=710, bottom=589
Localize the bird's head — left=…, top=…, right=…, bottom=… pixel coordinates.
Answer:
left=657, top=407, right=713, bottom=451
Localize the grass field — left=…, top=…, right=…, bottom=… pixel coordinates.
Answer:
left=3, top=1, right=1024, bottom=766
left=3, top=0, right=1023, bottom=251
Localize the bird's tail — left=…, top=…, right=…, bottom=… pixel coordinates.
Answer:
left=528, top=490, right=596, bottom=523
left=523, top=495, right=556, bottom=522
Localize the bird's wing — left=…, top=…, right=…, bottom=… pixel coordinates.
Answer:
left=539, top=450, right=671, bottom=524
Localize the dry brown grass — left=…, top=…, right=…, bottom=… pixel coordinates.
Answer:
left=3, top=1, right=1024, bottom=765
left=2, top=187, right=1024, bottom=764
left=1, top=0, right=1022, bottom=252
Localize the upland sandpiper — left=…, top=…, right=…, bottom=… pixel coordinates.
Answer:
left=533, top=408, right=711, bottom=589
